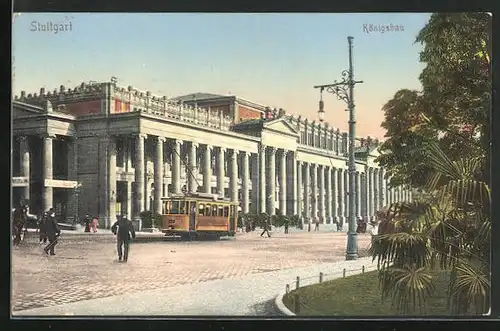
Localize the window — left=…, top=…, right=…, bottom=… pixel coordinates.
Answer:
left=223, top=206, right=229, bottom=217
left=212, top=205, right=218, bottom=216
left=164, top=200, right=187, bottom=214
left=198, top=203, right=205, bottom=215
left=217, top=205, right=224, bottom=217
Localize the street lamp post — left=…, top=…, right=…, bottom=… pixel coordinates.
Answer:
left=150, top=183, right=155, bottom=229
left=73, top=183, right=82, bottom=225
left=314, top=36, right=363, bottom=261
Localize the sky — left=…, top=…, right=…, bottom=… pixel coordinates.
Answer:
left=12, top=13, right=431, bottom=139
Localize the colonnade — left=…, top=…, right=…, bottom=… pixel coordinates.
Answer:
left=121, top=135, right=412, bottom=225
left=14, top=133, right=412, bottom=228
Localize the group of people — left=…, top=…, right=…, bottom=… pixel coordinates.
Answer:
left=81, top=214, right=99, bottom=233
left=12, top=199, right=137, bottom=262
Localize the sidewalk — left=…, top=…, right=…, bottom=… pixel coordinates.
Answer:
left=13, top=257, right=376, bottom=316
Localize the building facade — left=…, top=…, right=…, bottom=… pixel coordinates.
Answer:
left=12, top=80, right=412, bottom=229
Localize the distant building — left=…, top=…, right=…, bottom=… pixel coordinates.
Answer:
left=12, top=80, right=410, bottom=229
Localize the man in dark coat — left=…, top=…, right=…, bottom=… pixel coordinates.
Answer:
left=83, top=214, right=92, bottom=232
left=38, top=211, right=48, bottom=244
left=111, top=213, right=136, bottom=263
left=43, top=208, right=61, bottom=256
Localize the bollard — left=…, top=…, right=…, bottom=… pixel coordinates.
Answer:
left=362, top=265, right=365, bottom=274
left=319, top=272, right=323, bottom=283
left=294, top=293, right=300, bottom=314
left=296, top=276, right=300, bottom=290
left=286, top=284, right=290, bottom=293
left=343, top=268, right=346, bottom=278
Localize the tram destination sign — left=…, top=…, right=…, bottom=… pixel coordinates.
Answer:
left=12, top=177, right=29, bottom=187
left=44, top=179, right=78, bottom=188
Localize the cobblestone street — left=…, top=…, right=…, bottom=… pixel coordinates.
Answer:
left=12, top=230, right=371, bottom=313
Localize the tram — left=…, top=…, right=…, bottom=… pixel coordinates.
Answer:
left=160, top=193, right=238, bottom=239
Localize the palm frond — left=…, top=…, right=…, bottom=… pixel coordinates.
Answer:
left=379, top=266, right=436, bottom=314
left=448, top=261, right=490, bottom=315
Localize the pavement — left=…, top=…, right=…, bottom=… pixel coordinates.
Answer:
left=12, top=227, right=373, bottom=316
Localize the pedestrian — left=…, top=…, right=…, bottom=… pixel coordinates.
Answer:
left=111, top=213, right=136, bottom=263
left=260, top=219, right=271, bottom=238
left=43, top=208, right=61, bottom=256
left=83, top=214, right=92, bottom=233
left=308, top=221, right=311, bottom=232
left=92, top=216, right=99, bottom=233
left=38, top=212, right=48, bottom=244
left=284, top=218, right=289, bottom=234
left=314, top=219, right=320, bottom=231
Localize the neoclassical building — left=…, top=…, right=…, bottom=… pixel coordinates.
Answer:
left=12, top=79, right=411, bottom=229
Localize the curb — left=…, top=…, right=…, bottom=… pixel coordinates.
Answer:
left=274, top=292, right=296, bottom=316
left=272, top=262, right=379, bottom=316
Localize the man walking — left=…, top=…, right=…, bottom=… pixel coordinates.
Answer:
left=260, top=219, right=271, bottom=238
left=111, top=213, right=136, bottom=263
left=44, top=208, right=60, bottom=256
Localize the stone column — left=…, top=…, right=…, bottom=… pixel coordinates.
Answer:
left=241, top=151, right=250, bottom=213
left=297, top=161, right=303, bottom=219
left=250, top=153, right=259, bottom=213
left=278, top=150, right=287, bottom=215
left=388, top=186, right=393, bottom=205
left=216, top=147, right=226, bottom=196
left=172, top=139, right=182, bottom=194
left=337, top=168, right=344, bottom=225
left=325, top=166, right=332, bottom=223
left=362, top=172, right=369, bottom=221
left=108, top=137, right=117, bottom=227
left=331, top=167, right=338, bottom=224
left=303, top=163, right=311, bottom=220
left=126, top=181, right=132, bottom=218
left=229, top=149, right=239, bottom=203
left=373, top=168, right=379, bottom=218
left=67, top=138, right=77, bottom=181
left=133, top=134, right=146, bottom=222
left=154, top=137, right=165, bottom=214
left=355, top=172, right=361, bottom=218
left=19, top=136, right=30, bottom=205
left=368, top=168, right=375, bottom=221
left=379, top=169, right=386, bottom=209
left=42, top=134, right=55, bottom=212
left=203, top=145, right=212, bottom=194
left=344, top=169, right=349, bottom=222
left=318, top=165, right=325, bottom=223
left=311, top=164, right=318, bottom=221
left=187, top=142, right=198, bottom=193
left=266, top=147, right=276, bottom=215
left=291, top=153, right=298, bottom=215
left=258, top=145, right=266, bottom=213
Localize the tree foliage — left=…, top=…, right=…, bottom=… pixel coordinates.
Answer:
left=371, top=13, right=491, bottom=315
left=371, top=142, right=490, bottom=315
left=376, top=13, right=491, bottom=188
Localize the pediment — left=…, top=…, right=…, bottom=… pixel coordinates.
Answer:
left=13, top=101, right=45, bottom=118
left=262, top=118, right=298, bottom=136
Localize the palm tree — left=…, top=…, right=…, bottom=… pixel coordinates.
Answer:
left=370, top=141, right=490, bottom=315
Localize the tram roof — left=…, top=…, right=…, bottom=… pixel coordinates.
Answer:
left=161, top=193, right=234, bottom=203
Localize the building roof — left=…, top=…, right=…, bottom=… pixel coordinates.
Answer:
left=232, top=118, right=266, bottom=130
left=171, top=92, right=231, bottom=102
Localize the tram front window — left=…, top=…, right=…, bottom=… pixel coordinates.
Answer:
left=165, top=200, right=186, bottom=214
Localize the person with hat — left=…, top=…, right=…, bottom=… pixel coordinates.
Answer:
left=111, top=213, right=136, bottom=263
left=43, top=208, right=61, bottom=256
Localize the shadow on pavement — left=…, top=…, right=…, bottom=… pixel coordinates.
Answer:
left=250, top=299, right=286, bottom=316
